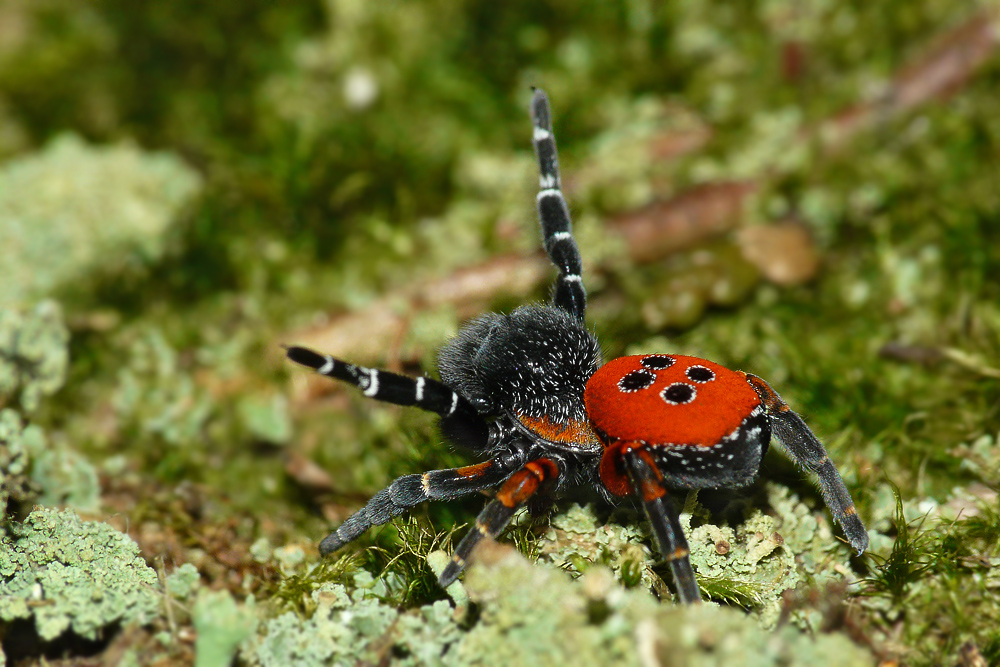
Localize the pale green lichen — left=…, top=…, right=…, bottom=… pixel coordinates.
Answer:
left=0, top=301, right=69, bottom=413
left=451, top=541, right=873, bottom=666
left=240, top=491, right=870, bottom=666
left=111, top=326, right=216, bottom=448
left=245, top=581, right=460, bottom=667
left=165, top=562, right=202, bottom=601
left=684, top=484, right=859, bottom=628
left=0, top=507, right=161, bottom=641
left=0, top=134, right=202, bottom=307
left=0, top=408, right=99, bottom=515
left=534, top=503, right=655, bottom=591
left=249, top=533, right=870, bottom=666
left=952, top=431, right=1000, bottom=488
left=192, top=589, right=258, bottom=667
left=531, top=484, right=861, bottom=627
left=0, top=303, right=98, bottom=515
left=0, top=408, right=40, bottom=518
left=236, top=393, right=293, bottom=445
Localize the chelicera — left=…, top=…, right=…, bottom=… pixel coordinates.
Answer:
left=286, top=89, right=868, bottom=603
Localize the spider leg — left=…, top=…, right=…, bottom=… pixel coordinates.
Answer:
left=319, top=449, right=530, bottom=556
left=744, top=373, right=870, bottom=555
left=438, top=457, right=561, bottom=587
left=531, top=88, right=586, bottom=321
left=624, top=447, right=702, bottom=604
left=286, top=345, right=490, bottom=452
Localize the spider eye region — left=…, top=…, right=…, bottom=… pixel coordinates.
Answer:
left=584, top=354, right=762, bottom=447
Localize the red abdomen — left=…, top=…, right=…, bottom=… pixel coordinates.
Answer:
left=585, top=354, right=762, bottom=447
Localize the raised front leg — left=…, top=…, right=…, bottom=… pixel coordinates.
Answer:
left=530, top=88, right=586, bottom=321
left=285, top=345, right=490, bottom=453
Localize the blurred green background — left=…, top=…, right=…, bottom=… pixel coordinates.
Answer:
left=2, top=0, right=1000, bottom=664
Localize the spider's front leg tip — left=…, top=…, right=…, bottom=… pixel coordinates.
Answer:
left=530, top=88, right=551, bottom=120
left=437, top=554, right=465, bottom=589
left=285, top=345, right=327, bottom=370
left=840, top=511, right=870, bottom=556
left=318, top=532, right=348, bottom=557
left=851, top=532, right=870, bottom=557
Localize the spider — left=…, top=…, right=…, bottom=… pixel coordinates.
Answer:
left=286, top=89, right=869, bottom=604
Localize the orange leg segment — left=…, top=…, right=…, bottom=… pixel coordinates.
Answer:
left=438, top=457, right=561, bottom=587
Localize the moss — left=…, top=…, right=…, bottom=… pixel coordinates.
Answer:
left=0, top=508, right=161, bottom=642
left=0, top=0, right=117, bottom=140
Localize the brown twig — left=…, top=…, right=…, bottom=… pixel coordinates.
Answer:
left=818, top=10, right=999, bottom=150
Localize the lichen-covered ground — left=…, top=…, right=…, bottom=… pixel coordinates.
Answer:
left=2, top=1, right=1000, bottom=665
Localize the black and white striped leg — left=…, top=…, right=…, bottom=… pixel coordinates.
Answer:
left=438, top=457, right=561, bottom=587
left=319, top=450, right=530, bottom=556
left=744, top=374, right=869, bottom=555
left=531, top=88, right=586, bottom=321
left=285, top=345, right=490, bottom=452
left=625, top=448, right=701, bottom=604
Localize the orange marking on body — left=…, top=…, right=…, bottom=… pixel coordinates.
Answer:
left=496, top=469, right=540, bottom=508
left=517, top=415, right=597, bottom=447
left=743, top=373, right=786, bottom=413
left=526, top=457, right=559, bottom=480
left=635, top=449, right=664, bottom=480
left=669, top=547, right=689, bottom=561
left=638, top=477, right=667, bottom=502
left=455, top=460, right=494, bottom=479
left=598, top=441, right=632, bottom=497
left=843, top=505, right=857, bottom=516
left=495, top=458, right=558, bottom=508
left=634, top=449, right=668, bottom=501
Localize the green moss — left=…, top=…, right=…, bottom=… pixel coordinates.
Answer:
left=0, top=508, right=161, bottom=641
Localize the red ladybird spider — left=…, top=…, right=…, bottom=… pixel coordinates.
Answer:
left=286, top=89, right=869, bottom=604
